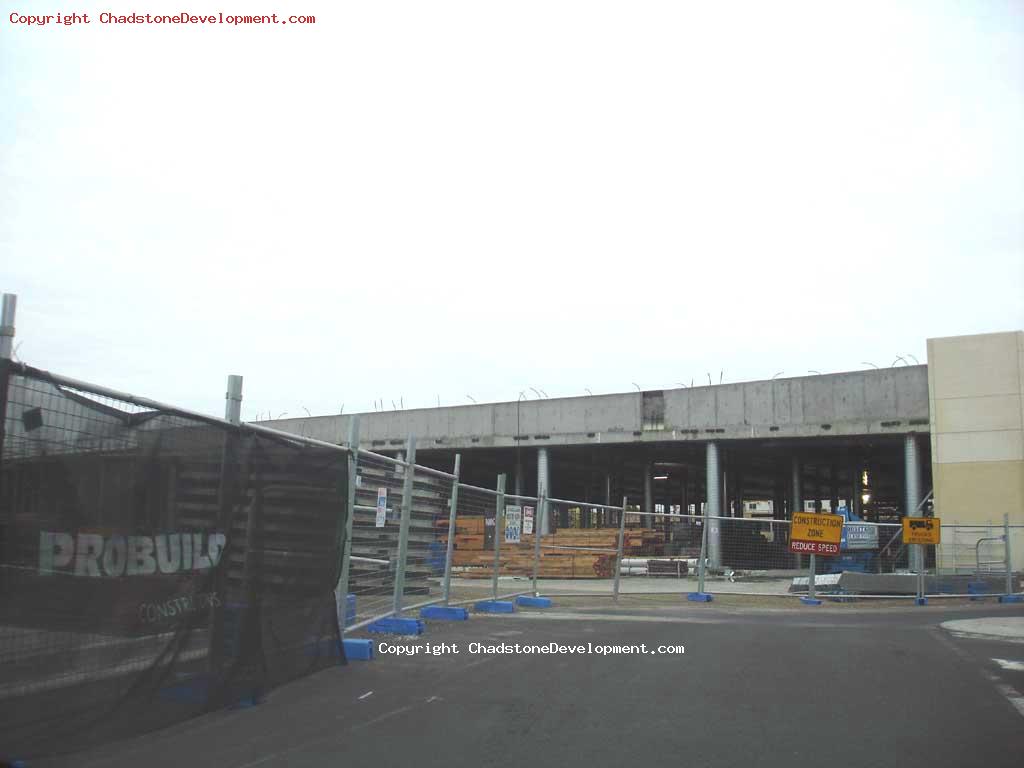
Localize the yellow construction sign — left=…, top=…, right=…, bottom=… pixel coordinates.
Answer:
left=789, top=512, right=844, bottom=556
left=902, top=517, right=941, bottom=545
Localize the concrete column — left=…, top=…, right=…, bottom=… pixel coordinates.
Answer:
left=791, top=457, right=802, bottom=517
left=643, top=462, right=654, bottom=527
left=905, top=434, right=922, bottom=571
left=829, top=462, right=839, bottom=513
left=850, top=462, right=861, bottom=518
left=706, top=442, right=722, bottom=568
left=791, top=456, right=803, bottom=567
left=721, top=454, right=728, bottom=517
left=604, top=473, right=613, bottom=528
left=537, top=447, right=551, bottom=534
left=680, top=468, right=689, bottom=518
left=735, top=467, right=745, bottom=519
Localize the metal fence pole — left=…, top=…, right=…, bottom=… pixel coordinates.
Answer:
left=441, top=455, right=462, bottom=605
left=532, top=493, right=545, bottom=597
left=492, top=474, right=507, bottom=601
left=391, top=436, right=416, bottom=616
left=209, top=375, right=243, bottom=671
left=697, top=511, right=709, bottom=595
left=807, top=554, right=817, bottom=601
left=0, top=293, right=16, bottom=360
left=1005, top=512, right=1013, bottom=596
left=337, top=417, right=360, bottom=633
left=613, top=496, right=628, bottom=602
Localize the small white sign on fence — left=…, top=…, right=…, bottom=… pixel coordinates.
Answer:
left=505, top=505, right=522, bottom=543
left=523, top=506, right=534, bottom=535
left=375, top=487, right=387, bottom=528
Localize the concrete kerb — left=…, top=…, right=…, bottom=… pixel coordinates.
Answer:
left=941, top=616, right=1024, bottom=644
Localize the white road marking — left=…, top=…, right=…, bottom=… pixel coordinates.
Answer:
left=982, top=671, right=1024, bottom=719
left=349, top=705, right=415, bottom=729
left=358, top=690, right=373, bottom=700
left=993, top=658, right=1024, bottom=672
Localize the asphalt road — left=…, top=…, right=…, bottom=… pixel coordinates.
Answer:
left=28, top=600, right=1024, bottom=768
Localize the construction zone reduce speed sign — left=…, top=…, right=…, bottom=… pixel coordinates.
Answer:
left=789, top=512, right=844, bottom=556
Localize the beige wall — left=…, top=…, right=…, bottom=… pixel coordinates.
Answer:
left=927, top=331, right=1024, bottom=572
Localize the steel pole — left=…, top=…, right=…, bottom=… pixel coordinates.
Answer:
left=492, top=474, right=507, bottom=600
left=0, top=293, right=16, bottom=360
left=391, top=436, right=416, bottom=616
left=613, top=496, right=628, bottom=602
left=441, top=455, right=462, bottom=605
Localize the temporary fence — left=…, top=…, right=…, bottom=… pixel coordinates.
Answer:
left=3, top=290, right=1023, bottom=761
left=0, top=360, right=347, bottom=761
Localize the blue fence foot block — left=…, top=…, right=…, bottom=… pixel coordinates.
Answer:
left=305, top=636, right=345, bottom=658
left=367, top=617, right=425, bottom=635
left=516, top=596, right=552, bottom=608
left=800, top=597, right=823, bottom=606
left=420, top=606, right=469, bottom=621
left=686, top=593, right=713, bottom=603
left=159, top=675, right=211, bottom=704
left=475, top=600, right=516, bottom=614
left=914, top=597, right=928, bottom=606
left=343, top=638, right=375, bottom=660
left=998, top=595, right=1024, bottom=603
left=230, top=694, right=264, bottom=710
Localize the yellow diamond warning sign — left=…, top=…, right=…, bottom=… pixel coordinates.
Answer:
left=789, top=512, right=844, bottom=556
left=902, top=517, right=941, bottom=545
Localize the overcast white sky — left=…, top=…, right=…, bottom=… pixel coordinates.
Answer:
left=2, top=1, right=1022, bottom=421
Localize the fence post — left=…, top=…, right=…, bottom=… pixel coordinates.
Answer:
left=209, top=375, right=243, bottom=671
left=532, top=493, right=545, bottom=597
left=1006, top=513, right=1013, bottom=596
left=337, top=417, right=360, bottom=634
left=613, top=496, right=627, bottom=602
left=441, top=455, right=461, bottom=605
left=391, top=436, right=416, bottom=616
left=0, top=293, right=16, bottom=360
left=688, top=507, right=713, bottom=602
left=999, top=513, right=1023, bottom=603
left=802, top=553, right=821, bottom=605
left=492, top=474, right=507, bottom=600
left=916, top=558, right=926, bottom=605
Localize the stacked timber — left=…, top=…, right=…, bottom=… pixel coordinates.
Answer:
left=437, top=518, right=663, bottom=579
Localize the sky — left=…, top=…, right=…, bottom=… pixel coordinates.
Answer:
left=1, top=0, right=1022, bottom=422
